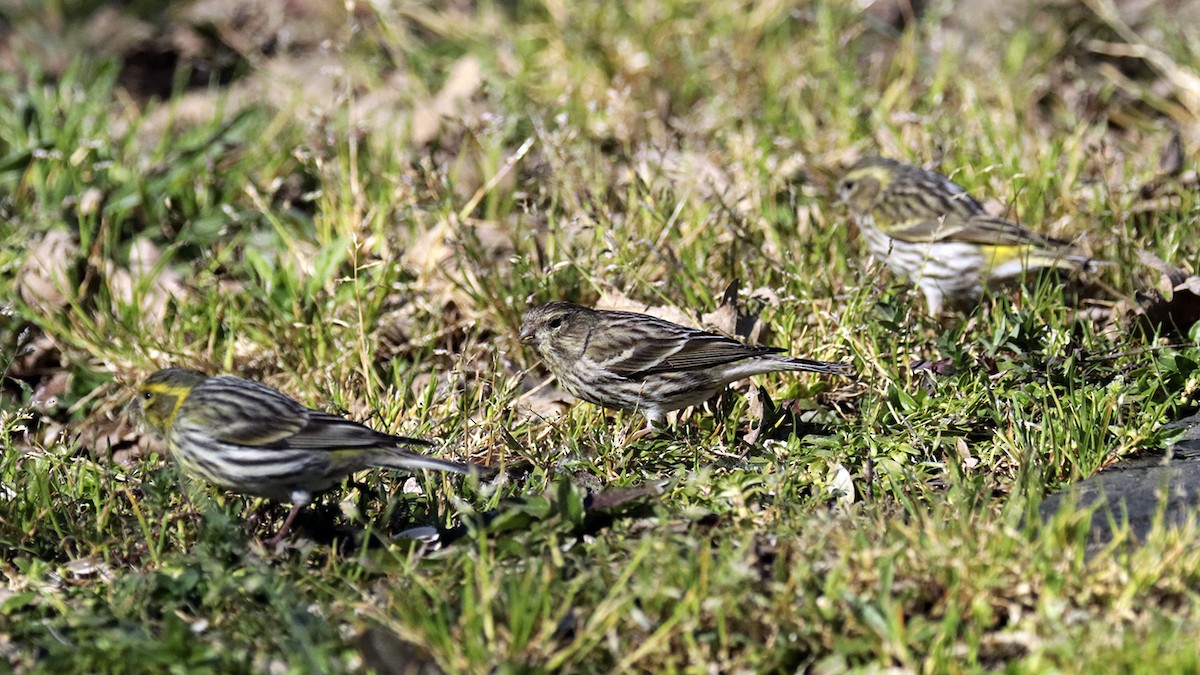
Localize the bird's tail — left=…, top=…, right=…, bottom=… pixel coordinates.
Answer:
left=782, top=357, right=855, bottom=377
left=370, top=445, right=488, bottom=476
left=1028, top=248, right=1112, bottom=274
left=1074, top=255, right=1114, bottom=274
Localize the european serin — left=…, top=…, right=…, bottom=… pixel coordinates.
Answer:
left=519, top=302, right=852, bottom=435
left=837, top=156, right=1102, bottom=314
left=136, top=367, right=483, bottom=544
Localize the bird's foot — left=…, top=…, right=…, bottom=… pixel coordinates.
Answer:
left=627, top=425, right=657, bottom=443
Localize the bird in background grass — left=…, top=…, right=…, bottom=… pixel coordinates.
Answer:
left=519, top=301, right=852, bottom=437
left=135, top=367, right=486, bottom=545
left=836, top=156, right=1106, bottom=315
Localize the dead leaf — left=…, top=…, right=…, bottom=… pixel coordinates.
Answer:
left=702, top=281, right=740, bottom=337
left=631, top=147, right=739, bottom=211
left=1138, top=132, right=1192, bottom=199
left=1161, top=129, right=1185, bottom=176
left=78, top=187, right=105, bottom=216
left=826, top=463, right=855, bottom=506
left=513, top=374, right=574, bottom=421
left=910, top=358, right=958, bottom=377
left=181, top=0, right=347, bottom=56
left=411, top=56, right=483, bottom=146
left=9, top=333, right=59, bottom=380
left=742, top=385, right=773, bottom=446
left=17, top=231, right=79, bottom=314
left=401, top=216, right=521, bottom=313
left=585, top=480, right=667, bottom=510
left=1137, top=248, right=1189, bottom=291
left=73, top=380, right=150, bottom=461
left=404, top=221, right=454, bottom=281
left=356, top=626, right=442, bottom=675
left=30, top=371, right=70, bottom=414
left=701, top=283, right=779, bottom=343
left=1081, top=0, right=1200, bottom=119
left=1131, top=249, right=1200, bottom=336
left=105, top=238, right=187, bottom=322
left=594, top=290, right=695, bottom=327
left=863, top=0, right=929, bottom=29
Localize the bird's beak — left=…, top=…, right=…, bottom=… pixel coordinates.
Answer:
left=122, top=396, right=141, bottom=420
left=518, top=327, right=534, bottom=344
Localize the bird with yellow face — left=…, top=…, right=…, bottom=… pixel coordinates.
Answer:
left=135, top=367, right=483, bottom=544
left=836, top=156, right=1103, bottom=315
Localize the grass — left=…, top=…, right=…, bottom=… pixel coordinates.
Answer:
left=2, top=0, right=1200, bottom=671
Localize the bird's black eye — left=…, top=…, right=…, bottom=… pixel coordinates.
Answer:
left=841, top=180, right=855, bottom=192
left=548, top=317, right=563, bottom=329
left=143, top=392, right=153, bottom=401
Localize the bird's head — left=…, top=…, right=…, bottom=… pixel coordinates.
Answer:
left=518, top=302, right=594, bottom=360
left=836, top=157, right=894, bottom=213
left=136, top=367, right=208, bottom=435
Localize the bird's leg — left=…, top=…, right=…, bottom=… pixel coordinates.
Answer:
left=265, top=504, right=304, bottom=547
left=627, top=412, right=662, bottom=442
left=922, top=285, right=945, bottom=317
left=266, top=491, right=313, bottom=547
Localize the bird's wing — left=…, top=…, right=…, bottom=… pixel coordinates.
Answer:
left=207, top=412, right=308, bottom=447
left=284, top=411, right=432, bottom=449
left=631, top=334, right=780, bottom=377
left=876, top=172, right=986, bottom=243
left=189, top=378, right=429, bottom=451
left=586, top=314, right=775, bottom=378
left=890, top=214, right=1066, bottom=249
left=190, top=378, right=309, bottom=447
left=880, top=174, right=1067, bottom=248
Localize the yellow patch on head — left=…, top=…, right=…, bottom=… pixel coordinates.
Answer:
left=837, top=163, right=893, bottom=213
left=139, top=383, right=193, bottom=433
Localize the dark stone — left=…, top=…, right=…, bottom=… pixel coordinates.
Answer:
left=1038, top=413, right=1200, bottom=548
